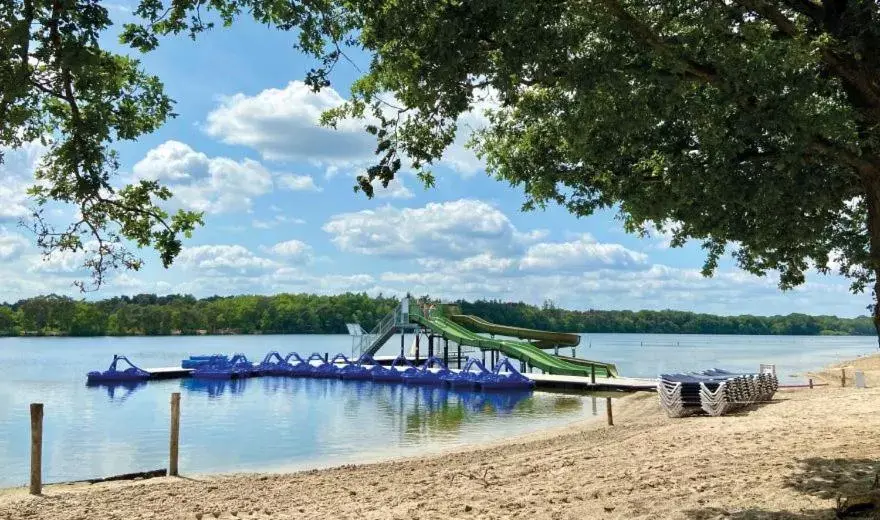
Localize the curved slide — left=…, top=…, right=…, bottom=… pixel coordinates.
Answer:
left=410, top=310, right=618, bottom=378
left=449, top=314, right=581, bottom=348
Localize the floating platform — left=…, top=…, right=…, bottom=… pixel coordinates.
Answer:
left=135, top=363, right=655, bottom=392
left=88, top=350, right=647, bottom=394
left=372, top=356, right=656, bottom=391
left=525, top=373, right=657, bottom=392
left=145, top=367, right=194, bottom=380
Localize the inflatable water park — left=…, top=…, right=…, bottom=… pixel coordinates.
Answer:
left=87, top=298, right=657, bottom=392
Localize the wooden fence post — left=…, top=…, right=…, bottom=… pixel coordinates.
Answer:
left=841, top=368, right=846, bottom=388
left=606, top=397, right=613, bottom=426
left=30, top=403, right=43, bottom=495
left=169, top=393, right=180, bottom=477
left=591, top=365, right=596, bottom=384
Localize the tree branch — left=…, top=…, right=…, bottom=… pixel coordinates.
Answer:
left=600, top=0, right=719, bottom=84
left=779, top=0, right=825, bottom=24
left=732, top=0, right=880, bottom=124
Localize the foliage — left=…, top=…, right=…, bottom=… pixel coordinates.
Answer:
left=1, top=0, right=203, bottom=290
left=5, top=0, right=880, bottom=335
left=307, top=0, right=880, bottom=333
left=0, top=293, right=872, bottom=337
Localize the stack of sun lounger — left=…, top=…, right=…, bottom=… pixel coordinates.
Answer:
left=658, top=369, right=778, bottom=418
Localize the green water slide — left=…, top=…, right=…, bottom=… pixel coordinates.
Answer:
left=448, top=313, right=581, bottom=348
left=409, top=306, right=618, bottom=378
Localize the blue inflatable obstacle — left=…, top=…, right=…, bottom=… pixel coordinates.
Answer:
left=287, top=353, right=315, bottom=377
left=192, top=353, right=254, bottom=379
left=299, top=353, right=330, bottom=377
left=338, top=353, right=377, bottom=380
left=402, top=356, right=450, bottom=385
left=87, top=355, right=151, bottom=384
left=313, top=353, right=349, bottom=378
left=481, top=358, right=535, bottom=391
left=441, top=357, right=490, bottom=388
left=372, top=354, right=417, bottom=383
left=257, top=351, right=295, bottom=376
left=181, top=354, right=228, bottom=369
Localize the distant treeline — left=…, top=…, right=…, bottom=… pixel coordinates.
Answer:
left=457, top=300, right=875, bottom=336
left=0, top=293, right=873, bottom=337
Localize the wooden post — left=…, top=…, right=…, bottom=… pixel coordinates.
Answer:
left=457, top=344, right=462, bottom=369
left=809, top=378, right=814, bottom=389
left=444, top=338, right=449, bottom=365
left=400, top=331, right=405, bottom=357
left=591, top=365, right=596, bottom=384
left=169, top=393, right=180, bottom=477
left=606, top=397, right=613, bottom=426
left=841, top=368, right=846, bottom=388
left=324, top=352, right=329, bottom=363
left=428, top=335, right=434, bottom=358
left=30, top=403, right=43, bottom=495
left=414, top=334, right=420, bottom=363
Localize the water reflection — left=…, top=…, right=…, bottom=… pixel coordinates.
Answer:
left=86, top=381, right=147, bottom=402
left=181, top=377, right=249, bottom=397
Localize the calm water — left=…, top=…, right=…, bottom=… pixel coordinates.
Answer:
left=0, top=333, right=875, bottom=487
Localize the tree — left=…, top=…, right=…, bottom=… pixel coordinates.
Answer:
left=309, top=0, right=880, bottom=340
left=4, top=0, right=880, bottom=338
left=0, top=306, right=17, bottom=334
left=1, top=0, right=202, bottom=290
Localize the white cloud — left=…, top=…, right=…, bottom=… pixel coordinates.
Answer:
left=519, top=234, right=648, bottom=273
left=110, top=273, right=148, bottom=290
left=440, top=89, right=497, bottom=176
left=0, top=231, right=28, bottom=261
left=252, top=215, right=306, bottom=229
left=372, top=177, right=414, bottom=199
left=322, top=199, right=524, bottom=259
left=204, top=81, right=374, bottom=166
left=418, top=253, right=515, bottom=274
left=279, top=174, right=321, bottom=192
left=177, top=245, right=278, bottom=275
left=268, top=239, right=312, bottom=262
left=132, top=140, right=273, bottom=214
left=0, top=141, right=48, bottom=220
left=27, top=249, right=87, bottom=274
left=203, top=81, right=490, bottom=176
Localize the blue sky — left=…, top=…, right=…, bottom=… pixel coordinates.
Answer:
left=0, top=8, right=870, bottom=317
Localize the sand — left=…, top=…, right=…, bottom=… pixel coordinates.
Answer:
left=3, top=358, right=880, bottom=520
left=809, top=350, right=880, bottom=388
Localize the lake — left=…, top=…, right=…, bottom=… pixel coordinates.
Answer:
left=0, top=333, right=874, bottom=487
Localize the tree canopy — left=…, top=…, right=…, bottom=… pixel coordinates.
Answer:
left=0, top=293, right=872, bottom=337
left=2, top=0, right=880, bottom=332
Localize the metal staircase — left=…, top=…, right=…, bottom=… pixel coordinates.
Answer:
left=353, top=298, right=415, bottom=357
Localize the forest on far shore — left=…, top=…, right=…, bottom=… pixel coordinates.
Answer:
left=0, top=293, right=873, bottom=337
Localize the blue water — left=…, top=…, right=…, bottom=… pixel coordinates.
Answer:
left=0, top=333, right=874, bottom=487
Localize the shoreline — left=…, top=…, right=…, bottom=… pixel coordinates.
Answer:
left=3, top=357, right=880, bottom=519
left=0, top=391, right=625, bottom=492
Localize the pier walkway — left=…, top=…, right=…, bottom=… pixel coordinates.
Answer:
left=138, top=360, right=656, bottom=392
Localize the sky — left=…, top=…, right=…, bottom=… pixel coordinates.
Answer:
left=0, top=6, right=871, bottom=317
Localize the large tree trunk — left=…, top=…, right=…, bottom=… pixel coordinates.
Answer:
left=862, top=172, right=880, bottom=347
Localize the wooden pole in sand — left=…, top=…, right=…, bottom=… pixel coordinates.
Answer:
left=169, top=393, right=180, bottom=477
left=30, top=403, right=43, bottom=495
left=809, top=378, right=814, bottom=389
left=841, top=368, right=846, bottom=388
left=606, top=397, right=613, bottom=426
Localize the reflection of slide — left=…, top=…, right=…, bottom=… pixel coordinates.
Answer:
left=449, top=314, right=580, bottom=348
left=410, top=306, right=617, bottom=378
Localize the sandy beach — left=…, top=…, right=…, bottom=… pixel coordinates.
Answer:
left=3, top=357, right=880, bottom=520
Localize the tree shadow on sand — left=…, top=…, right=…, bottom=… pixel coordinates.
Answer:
left=685, top=458, right=880, bottom=519
left=684, top=507, right=839, bottom=520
